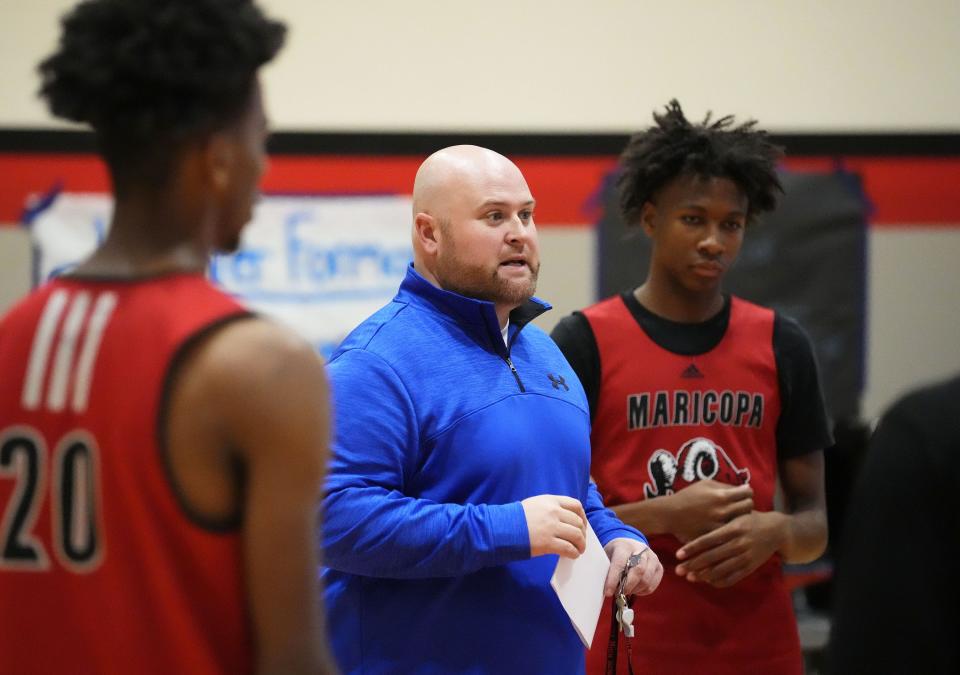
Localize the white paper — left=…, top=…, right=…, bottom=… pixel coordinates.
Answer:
left=549, top=522, right=609, bottom=648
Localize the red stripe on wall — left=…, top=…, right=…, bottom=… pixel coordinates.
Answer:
left=1, top=154, right=958, bottom=227
left=850, top=158, right=960, bottom=227
left=1, top=154, right=110, bottom=221
left=785, top=157, right=960, bottom=227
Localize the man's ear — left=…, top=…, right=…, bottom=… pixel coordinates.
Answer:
left=204, top=132, right=235, bottom=192
left=414, top=212, right=440, bottom=255
left=639, top=201, right=657, bottom=238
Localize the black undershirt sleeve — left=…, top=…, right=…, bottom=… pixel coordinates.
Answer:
left=773, top=314, right=834, bottom=458
left=550, top=312, right=601, bottom=421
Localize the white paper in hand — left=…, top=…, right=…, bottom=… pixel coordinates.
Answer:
left=549, top=522, right=609, bottom=648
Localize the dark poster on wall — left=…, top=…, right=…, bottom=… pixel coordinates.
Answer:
left=596, top=170, right=868, bottom=422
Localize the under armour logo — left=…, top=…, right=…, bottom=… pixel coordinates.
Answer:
left=548, top=374, right=569, bottom=391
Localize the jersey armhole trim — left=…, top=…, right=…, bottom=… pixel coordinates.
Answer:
left=156, top=310, right=254, bottom=534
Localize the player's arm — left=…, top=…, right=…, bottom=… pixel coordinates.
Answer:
left=208, top=320, right=337, bottom=674
left=763, top=313, right=830, bottom=564
left=673, top=451, right=826, bottom=587
left=610, top=480, right=754, bottom=543
left=772, top=450, right=828, bottom=562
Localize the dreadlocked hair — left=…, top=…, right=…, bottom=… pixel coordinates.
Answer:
left=617, top=100, right=784, bottom=225
left=37, top=0, right=285, bottom=191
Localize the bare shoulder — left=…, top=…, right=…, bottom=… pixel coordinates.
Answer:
left=196, top=316, right=326, bottom=384
left=176, top=316, right=329, bottom=461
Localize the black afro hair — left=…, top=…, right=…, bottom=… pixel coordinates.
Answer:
left=38, top=0, right=285, bottom=186
left=617, top=100, right=784, bottom=225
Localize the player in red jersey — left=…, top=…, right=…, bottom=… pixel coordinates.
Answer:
left=552, top=101, right=831, bottom=675
left=0, top=1, right=336, bottom=673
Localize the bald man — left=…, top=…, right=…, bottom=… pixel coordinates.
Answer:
left=321, top=146, right=662, bottom=674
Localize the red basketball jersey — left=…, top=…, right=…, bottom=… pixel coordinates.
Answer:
left=0, top=273, right=253, bottom=675
left=583, top=295, right=801, bottom=675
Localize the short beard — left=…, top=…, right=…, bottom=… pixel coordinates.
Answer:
left=437, top=261, right=539, bottom=307
left=434, top=225, right=538, bottom=307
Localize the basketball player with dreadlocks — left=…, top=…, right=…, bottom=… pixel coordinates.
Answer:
left=552, top=101, right=831, bottom=675
left=0, top=1, right=336, bottom=672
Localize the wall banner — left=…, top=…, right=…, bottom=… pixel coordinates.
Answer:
left=29, top=192, right=413, bottom=356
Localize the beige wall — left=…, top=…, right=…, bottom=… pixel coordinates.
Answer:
left=530, top=228, right=596, bottom=335
left=2, top=0, right=959, bottom=132
left=863, top=228, right=960, bottom=418
left=0, top=227, right=31, bottom=316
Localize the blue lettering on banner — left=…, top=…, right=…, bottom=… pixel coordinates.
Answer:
left=211, top=210, right=411, bottom=303
left=285, top=215, right=408, bottom=284
left=227, top=248, right=271, bottom=285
